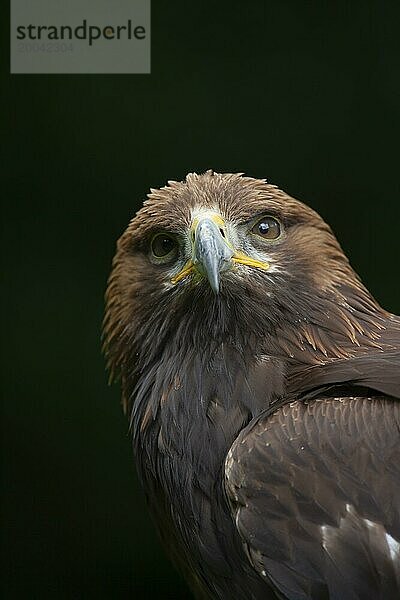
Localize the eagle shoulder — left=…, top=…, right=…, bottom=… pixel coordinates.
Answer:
left=224, top=396, right=400, bottom=600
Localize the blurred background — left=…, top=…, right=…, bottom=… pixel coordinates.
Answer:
left=2, top=1, right=400, bottom=598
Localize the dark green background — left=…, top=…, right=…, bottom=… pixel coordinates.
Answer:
left=3, top=1, right=400, bottom=598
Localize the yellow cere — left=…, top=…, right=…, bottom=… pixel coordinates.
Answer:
left=191, top=213, right=226, bottom=232
left=171, top=214, right=270, bottom=285
left=171, top=254, right=269, bottom=285
left=171, top=261, right=195, bottom=284
left=232, top=252, right=270, bottom=271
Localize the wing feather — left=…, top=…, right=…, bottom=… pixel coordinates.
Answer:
left=225, top=397, right=400, bottom=600
left=288, top=350, right=400, bottom=401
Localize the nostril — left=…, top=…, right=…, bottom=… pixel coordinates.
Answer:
left=219, top=228, right=225, bottom=238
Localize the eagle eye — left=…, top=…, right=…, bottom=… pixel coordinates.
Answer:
left=150, top=233, right=178, bottom=260
left=251, top=216, right=281, bottom=240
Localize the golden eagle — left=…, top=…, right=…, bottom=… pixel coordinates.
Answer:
left=104, top=171, right=400, bottom=599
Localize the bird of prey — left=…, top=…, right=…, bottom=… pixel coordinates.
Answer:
left=103, top=171, right=400, bottom=599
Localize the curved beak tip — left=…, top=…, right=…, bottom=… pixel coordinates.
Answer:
left=208, top=265, right=220, bottom=294
left=193, top=218, right=233, bottom=293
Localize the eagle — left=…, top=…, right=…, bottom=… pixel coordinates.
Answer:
left=103, top=171, right=400, bottom=599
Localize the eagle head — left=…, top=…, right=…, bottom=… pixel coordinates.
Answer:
left=103, top=171, right=386, bottom=411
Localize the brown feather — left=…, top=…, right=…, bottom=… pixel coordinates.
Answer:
left=103, top=171, right=400, bottom=599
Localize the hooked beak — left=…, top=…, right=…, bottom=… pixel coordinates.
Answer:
left=193, top=218, right=234, bottom=293
left=171, top=214, right=269, bottom=293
